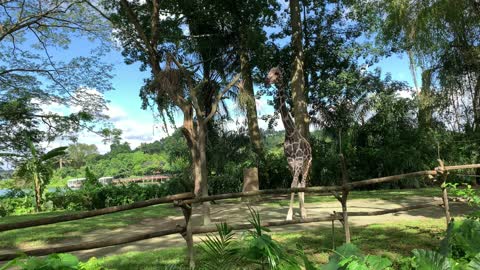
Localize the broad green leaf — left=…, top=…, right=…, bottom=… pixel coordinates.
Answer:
left=467, top=253, right=480, bottom=270
left=365, top=255, right=392, bottom=270
left=412, top=249, right=451, bottom=270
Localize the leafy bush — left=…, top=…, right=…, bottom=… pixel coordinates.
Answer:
left=0, top=253, right=104, bottom=270
left=441, top=219, right=480, bottom=261
left=398, top=219, right=480, bottom=269
left=0, top=188, right=35, bottom=216
left=46, top=181, right=188, bottom=211
left=447, top=183, right=480, bottom=220
left=260, top=151, right=291, bottom=190
left=208, top=174, right=242, bottom=195
left=319, top=243, right=392, bottom=270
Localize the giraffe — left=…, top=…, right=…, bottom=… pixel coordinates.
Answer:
left=265, top=67, right=312, bottom=220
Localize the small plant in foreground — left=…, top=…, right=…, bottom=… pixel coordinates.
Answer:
left=398, top=218, right=480, bottom=269
left=318, top=243, right=392, bottom=270
left=200, top=206, right=300, bottom=270
left=0, top=253, right=104, bottom=270
left=446, top=183, right=480, bottom=220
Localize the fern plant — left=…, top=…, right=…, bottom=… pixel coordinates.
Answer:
left=200, top=222, right=239, bottom=270
left=200, top=206, right=300, bottom=270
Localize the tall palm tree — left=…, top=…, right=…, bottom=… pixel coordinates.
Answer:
left=14, top=139, right=67, bottom=212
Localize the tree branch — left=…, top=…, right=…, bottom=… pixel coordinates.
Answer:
left=119, top=0, right=159, bottom=72
left=204, top=74, right=241, bottom=122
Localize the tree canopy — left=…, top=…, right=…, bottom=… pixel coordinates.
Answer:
left=0, top=0, right=114, bottom=158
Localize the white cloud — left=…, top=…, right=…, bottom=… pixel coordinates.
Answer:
left=396, top=89, right=414, bottom=99
left=37, top=90, right=169, bottom=154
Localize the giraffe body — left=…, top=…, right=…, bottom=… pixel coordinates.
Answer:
left=266, top=67, right=312, bottom=220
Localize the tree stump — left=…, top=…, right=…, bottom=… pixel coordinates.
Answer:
left=242, top=167, right=259, bottom=202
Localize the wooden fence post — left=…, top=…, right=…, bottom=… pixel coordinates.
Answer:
left=332, top=154, right=351, bottom=243
left=340, top=189, right=351, bottom=243
left=436, top=159, right=451, bottom=226
left=177, top=202, right=195, bottom=269
left=331, top=213, right=336, bottom=250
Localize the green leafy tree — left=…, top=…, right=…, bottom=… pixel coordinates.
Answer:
left=357, top=0, right=480, bottom=182
left=14, top=139, right=67, bottom=212
left=90, top=0, right=242, bottom=224
left=227, top=0, right=279, bottom=161
left=67, top=144, right=99, bottom=169
left=0, top=0, right=114, bottom=158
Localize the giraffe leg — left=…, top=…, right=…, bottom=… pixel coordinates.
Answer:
left=287, top=169, right=300, bottom=221
left=300, top=159, right=312, bottom=219
left=286, top=192, right=295, bottom=221
left=299, top=189, right=306, bottom=219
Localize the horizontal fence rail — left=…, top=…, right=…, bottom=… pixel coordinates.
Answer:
left=180, top=170, right=440, bottom=205
left=0, top=192, right=194, bottom=232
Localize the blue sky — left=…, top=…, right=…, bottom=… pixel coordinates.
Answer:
left=44, top=33, right=417, bottom=154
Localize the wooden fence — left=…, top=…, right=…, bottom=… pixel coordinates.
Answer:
left=0, top=160, right=478, bottom=268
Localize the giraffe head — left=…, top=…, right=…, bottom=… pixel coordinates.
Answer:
left=265, top=67, right=283, bottom=87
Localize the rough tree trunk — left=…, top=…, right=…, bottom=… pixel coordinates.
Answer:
left=197, top=120, right=211, bottom=225
left=419, top=68, right=433, bottom=130
left=182, top=106, right=211, bottom=225
left=239, top=44, right=263, bottom=159
left=473, top=74, right=480, bottom=132
left=289, top=0, right=309, bottom=138
left=474, top=75, right=480, bottom=185
left=33, top=173, right=42, bottom=212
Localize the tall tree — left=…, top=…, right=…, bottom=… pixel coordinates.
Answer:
left=67, top=144, right=99, bottom=168
left=228, top=0, right=278, bottom=161
left=352, top=0, right=479, bottom=183
left=95, top=0, right=240, bottom=224
left=289, top=0, right=309, bottom=138
left=356, top=0, right=479, bottom=131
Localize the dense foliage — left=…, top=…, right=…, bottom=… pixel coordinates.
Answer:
left=0, top=0, right=115, bottom=158
left=0, top=254, right=103, bottom=270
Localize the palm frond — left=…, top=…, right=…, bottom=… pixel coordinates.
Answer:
left=41, top=147, right=68, bottom=161
left=200, top=222, right=239, bottom=270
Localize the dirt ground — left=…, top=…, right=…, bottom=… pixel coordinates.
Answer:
left=0, top=195, right=468, bottom=261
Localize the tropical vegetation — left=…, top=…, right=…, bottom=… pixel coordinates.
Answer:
left=0, top=0, right=479, bottom=269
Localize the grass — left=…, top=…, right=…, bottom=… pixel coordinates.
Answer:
left=97, top=219, right=447, bottom=269
left=0, top=188, right=444, bottom=251
left=0, top=204, right=179, bottom=249
left=262, top=187, right=443, bottom=207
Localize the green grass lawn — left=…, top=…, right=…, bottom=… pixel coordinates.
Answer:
left=98, top=219, right=447, bottom=269
left=262, top=187, right=443, bottom=207
left=0, top=204, right=179, bottom=249
left=0, top=188, right=444, bottom=251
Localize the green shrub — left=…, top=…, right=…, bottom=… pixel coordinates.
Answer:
left=320, top=243, right=392, bottom=270
left=46, top=181, right=187, bottom=211
left=0, top=253, right=104, bottom=270
left=0, top=189, right=35, bottom=216
left=447, top=183, right=480, bottom=220
left=399, top=219, right=480, bottom=269
left=208, top=175, right=242, bottom=195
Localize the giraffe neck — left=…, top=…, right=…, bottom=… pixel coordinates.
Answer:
left=276, top=83, right=296, bottom=136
